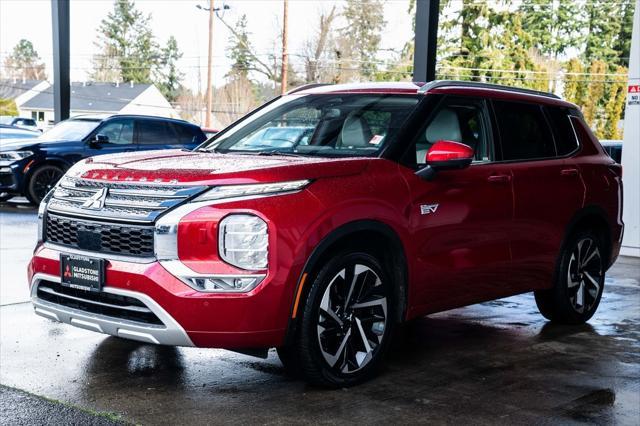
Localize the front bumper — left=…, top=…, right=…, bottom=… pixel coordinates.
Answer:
left=31, top=273, right=194, bottom=346
left=29, top=244, right=289, bottom=349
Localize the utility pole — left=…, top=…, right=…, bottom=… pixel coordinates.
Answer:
left=280, top=0, right=289, bottom=94
left=51, top=0, right=70, bottom=123
left=205, top=0, right=215, bottom=127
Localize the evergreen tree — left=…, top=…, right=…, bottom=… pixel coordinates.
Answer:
left=583, top=1, right=623, bottom=65
left=91, top=0, right=160, bottom=83
left=518, top=0, right=582, bottom=61
left=340, top=0, right=386, bottom=79
left=582, top=59, right=607, bottom=129
left=4, top=39, right=47, bottom=80
left=602, top=65, right=628, bottom=139
left=614, top=1, right=635, bottom=67
left=156, top=36, right=184, bottom=102
left=563, top=58, right=587, bottom=106
left=227, top=14, right=253, bottom=78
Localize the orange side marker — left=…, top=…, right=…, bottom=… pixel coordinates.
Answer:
left=291, top=272, right=308, bottom=319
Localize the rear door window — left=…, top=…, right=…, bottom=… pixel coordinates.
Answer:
left=493, top=101, right=555, bottom=161
left=172, top=123, right=202, bottom=144
left=136, top=120, right=176, bottom=145
left=545, top=107, right=579, bottom=156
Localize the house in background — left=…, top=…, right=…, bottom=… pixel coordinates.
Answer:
left=0, top=79, right=50, bottom=118
left=18, top=81, right=178, bottom=128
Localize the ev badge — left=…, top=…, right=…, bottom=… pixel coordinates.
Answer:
left=420, top=204, right=439, bottom=215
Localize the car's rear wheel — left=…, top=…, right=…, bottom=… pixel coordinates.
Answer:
left=535, top=230, right=605, bottom=324
left=281, top=251, right=395, bottom=387
left=26, top=165, right=63, bottom=204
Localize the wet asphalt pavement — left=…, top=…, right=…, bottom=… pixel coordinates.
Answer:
left=1, top=199, right=639, bottom=425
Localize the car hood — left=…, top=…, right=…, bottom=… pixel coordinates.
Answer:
left=0, top=138, right=78, bottom=151
left=67, top=149, right=371, bottom=185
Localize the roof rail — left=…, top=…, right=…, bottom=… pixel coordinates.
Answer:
left=418, top=80, right=561, bottom=99
left=286, top=83, right=332, bottom=95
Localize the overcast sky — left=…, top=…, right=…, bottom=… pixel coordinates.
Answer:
left=0, top=0, right=415, bottom=90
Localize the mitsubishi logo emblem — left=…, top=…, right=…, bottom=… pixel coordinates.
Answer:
left=82, top=188, right=108, bottom=210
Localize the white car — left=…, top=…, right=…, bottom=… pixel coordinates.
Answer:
left=0, top=116, right=40, bottom=132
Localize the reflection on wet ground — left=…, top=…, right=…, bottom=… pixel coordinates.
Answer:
left=1, top=257, right=638, bottom=424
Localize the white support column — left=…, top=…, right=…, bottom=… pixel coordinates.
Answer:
left=621, top=0, right=640, bottom=257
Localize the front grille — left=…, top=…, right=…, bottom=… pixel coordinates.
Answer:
left=36, top=280, right=163, bottom=325
left=46, top=177, right=206, bottom=223
left=46, top=214, right=154, bottom=257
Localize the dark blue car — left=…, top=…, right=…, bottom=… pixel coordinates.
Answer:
left=0, top=114, right=207, bottom=204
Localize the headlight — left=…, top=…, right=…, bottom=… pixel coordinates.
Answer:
left=219, top=214, right=268, bottom=270
left=195, top=180, right=310, bottom=202
left=0, top=151, right=33, bottom=161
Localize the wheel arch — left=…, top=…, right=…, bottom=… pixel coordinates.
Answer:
left=283, top=219, right=409, bottom=346
left=562, top=205, right=613, bottom=268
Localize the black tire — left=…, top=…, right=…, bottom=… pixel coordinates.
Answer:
left=284, top=251, right=395, bottom=387
left=535, top=230, right=605, bottom=324
left=26, top=165, right=64, bottom=205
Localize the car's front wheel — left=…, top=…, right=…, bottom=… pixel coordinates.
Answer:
left=535, top=230, right=605, bottom=324
left=282, top=251, right=395, bottom=387
left=26, top=165, right=63, bottom=204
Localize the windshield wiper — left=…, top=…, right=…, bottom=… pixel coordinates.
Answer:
left=255, top=150, right=305, bottom=157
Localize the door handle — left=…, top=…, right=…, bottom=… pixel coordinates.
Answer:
left=560, top=168, right=579, bottom=177
left=487, top=174, right=511, bottom=183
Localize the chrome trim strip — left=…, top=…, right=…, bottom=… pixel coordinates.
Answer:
left=30, top=273, right=194, bottom=347
left=42, top=242, right=156, bottom=264
left=46, top=206, right=157, bottom=224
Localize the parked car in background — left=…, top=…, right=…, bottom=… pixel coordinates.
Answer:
left=29, top=81, right=622, bottom=387
left=0, top=114, right=206, bottom=204
left=0, top=124, right=40, bottom=142
left=201, top=127, right=219, bottom=139
left=599, top=140, right=622, bottom=163
left=0, top=116, right=40, bottom=132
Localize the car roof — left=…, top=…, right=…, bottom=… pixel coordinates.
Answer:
left=290, top=80, right=576, bottom=108
left=69, top=114, right=197, bottom=127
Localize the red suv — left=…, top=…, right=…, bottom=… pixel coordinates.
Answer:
left=29, top=81, right=623, bottom=387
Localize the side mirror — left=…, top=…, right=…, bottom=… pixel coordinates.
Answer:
left=88, top=134, right=109, bottom=148
left=416, top=140, right=474, bottom=180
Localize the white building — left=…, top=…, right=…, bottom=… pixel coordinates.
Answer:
left=1, top=80, right=178, bottom=128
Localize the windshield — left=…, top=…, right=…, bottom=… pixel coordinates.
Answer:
left=205, top=94, right=420, bottom=157
left=39, top=119, right=100, bottom=141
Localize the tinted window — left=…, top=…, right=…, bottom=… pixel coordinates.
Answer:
left=493, top=101, right=555, bottom=160
left=172, top=124, right=199, bottom=144
left=546, top=107, right=579, bottom=156
left=96, top=120, right=134, bottom=145
left=414, top=97, right=491, bottom=164
left=137, top=120, right=176, bottom=145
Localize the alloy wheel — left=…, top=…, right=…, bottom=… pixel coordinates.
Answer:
left=567, top=237, right=603, bottom=314
left=316, top=263, right=388, bottom=374
left=32, top=168, right=63, bottom=201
